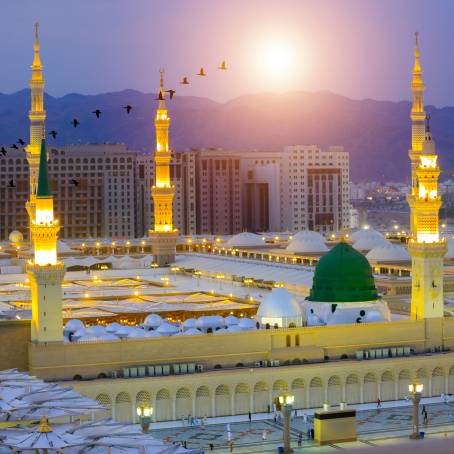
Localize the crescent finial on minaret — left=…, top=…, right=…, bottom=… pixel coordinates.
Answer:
left=415, top=31, right=419, bottom=48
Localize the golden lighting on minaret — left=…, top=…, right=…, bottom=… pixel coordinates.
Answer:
left=27, top=140, right=65, bottom=343
left=30, top=140, right=59, bottom=266
left=407, top=32, right=427, bottom=236
left=149, top=70, right=178, bottom=266
left=152, top=69, right=174, bottom=232
left=26, top=22, right=47, bottom=224
left=408, top=115, right=447, bottom=320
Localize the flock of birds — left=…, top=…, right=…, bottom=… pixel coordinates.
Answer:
left=1, top=61, right=228, bottom=189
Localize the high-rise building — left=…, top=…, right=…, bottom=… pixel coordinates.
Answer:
left=168, top=146, right=350, bottom=235
left=0, top=144, right=151, bottom=240
left=407, top=35, right=447, bottom=320
left=149, top=71, right=178, bottom=265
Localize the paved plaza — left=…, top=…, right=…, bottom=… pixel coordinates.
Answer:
left=150, top=398, right=454, bottom=453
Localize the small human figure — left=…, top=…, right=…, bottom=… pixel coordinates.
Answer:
left=209, top=443, right=214, bottom=451
left=267, top=404, right=271, bottom=414
left=310, top=428, right=314, bottom=439
left=376, top=398, right=381, bottom=409
left=274, top=413, right=277, bottom=423
left=229, top=441, right=234, bottom=452
left=303, top=412, right=308, bottom=425
left=423, top=409, right=428, bottom=425
left=248, top=411, right=252, bottom=423
left=262, top=429, right=267, bottom=440
left=297, top=432, right=303, bottom=447
left=295, top=409, right=298, bottom=418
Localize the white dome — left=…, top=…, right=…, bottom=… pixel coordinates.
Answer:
left=144, top=330, right=162, bottom=338
left=72, top=328, right=87, bottom=341
left=257, top=288, right=303, bottom=319
left=182, top=328, right=202, bottom=336
left=366, top=243, right=410, bottom=262
left=350, top=229, right=384, bottom=243
left=85, top=325, right=106, bottom=336
left=224, top=315, right=239, bottom=326
left=156, top=322, right=180, bottom=335
left=353, top=237, right=389, bottom=252
left=238, top=318, right=257, bottom=330
left=8, top=230, right=23, bottom=243
left=116, top=326, right=135, bottom=338
left=127, top=329, right=147, bottom=338
left=64, top=319, right=84, bottom=334
left=143, top=314, right=163, bottom=329
left=106, top=322, right=123, bottom=333
left=293, top=231, right=325, bottom=242
left=196, top=315, right=225, bottom=329
left=182, top=318, right=198, bottom=329
left=286, top=238, right=328, bottom=254
left=226, top=232, right=264, bottom=248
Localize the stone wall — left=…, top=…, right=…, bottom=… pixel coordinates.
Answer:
left=0, top=320, right=30, bottom=371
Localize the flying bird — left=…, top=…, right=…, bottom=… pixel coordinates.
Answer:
left=122, top=105, right=132, bottom=114
left=11, top=144, right=18, bottom=150
left=71, top=179, right=79, bottom=187
left=49, top=130, right=58, bottom=139
left=71, top=119, right=80, bottom=128
left=17, top=139, right=25, bottom=146
left=218, top=60, right=227, bottom=70
left=8, top=180, right=16, bottom=188
left=92, top=109, right=102, bottom=118
left=197, top=67, right=206, bottom=76
left=0, top=147, right=7, bottom=156
left=180, top=77, right=189, bottom=85
left=166, top=89, right=176, bottom=100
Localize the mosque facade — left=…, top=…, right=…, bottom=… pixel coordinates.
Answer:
left=9, top=26, right=454, bottom=424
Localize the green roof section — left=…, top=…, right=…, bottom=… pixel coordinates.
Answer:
left=36, top=139, right=51, bottom=198
left=308, top=241, right=379, bottom=303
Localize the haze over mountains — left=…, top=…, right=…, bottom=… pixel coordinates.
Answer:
left=1, top=89, right=454, bottom=181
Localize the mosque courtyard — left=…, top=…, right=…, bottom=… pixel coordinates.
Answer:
left=150, top=398, right=454, bottom=452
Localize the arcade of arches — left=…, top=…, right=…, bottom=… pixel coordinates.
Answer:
left=73, top=359, right=454, bottom=423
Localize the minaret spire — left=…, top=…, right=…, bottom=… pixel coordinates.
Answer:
left=408, top=116, right=447, bottom=320
left=26, top=22, right=47, bottom=228
left=407, top=32, right=427, bottom=236
left=149, top=69, right=178, bottom=266
left=28, top=140, right=65, bottom=343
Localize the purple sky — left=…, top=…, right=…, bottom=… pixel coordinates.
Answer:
left=2, top=0, right=454, bottom=105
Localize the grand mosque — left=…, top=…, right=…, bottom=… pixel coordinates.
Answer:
left=1, top=27, right=454, bottom=426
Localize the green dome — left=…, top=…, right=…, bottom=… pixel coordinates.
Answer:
left=308, top=242, right=378, bottom=303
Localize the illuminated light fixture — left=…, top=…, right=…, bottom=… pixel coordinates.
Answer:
left=408, top=383, right=423, bottom=394
left=278, top=394, right=295, bottom=405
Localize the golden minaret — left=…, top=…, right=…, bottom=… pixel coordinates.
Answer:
left=149, top=70, right=178, bottom=266
left=27, top=140, right=65, bottom=342
left=26, top=23, right=47, bottom=225
left=408, top=116, right=446, bottom=320
left=407, top=32, right=426, bottom=235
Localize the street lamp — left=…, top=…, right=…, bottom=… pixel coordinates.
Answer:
left=279, top=393, right=295, bottom=453
left=136, top=405, right=153, bottom=433
left=408, top=383, right=424, bottom=439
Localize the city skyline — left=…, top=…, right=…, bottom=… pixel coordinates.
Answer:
left=1, top=0, right=454, bottom=106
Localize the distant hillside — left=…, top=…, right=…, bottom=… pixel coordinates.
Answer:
left=1, top=89, right=453, bottom=181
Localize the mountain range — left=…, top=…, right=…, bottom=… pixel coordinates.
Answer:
left=1, top=88, right=453, bottom=181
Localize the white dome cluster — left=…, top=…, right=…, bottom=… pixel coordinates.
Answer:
left=286, top=238, right=328, bottom=254
left=63, top=313, right=258, bottom=342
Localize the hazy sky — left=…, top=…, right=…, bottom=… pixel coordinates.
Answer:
left=2, top=0, right=454, bottom=105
